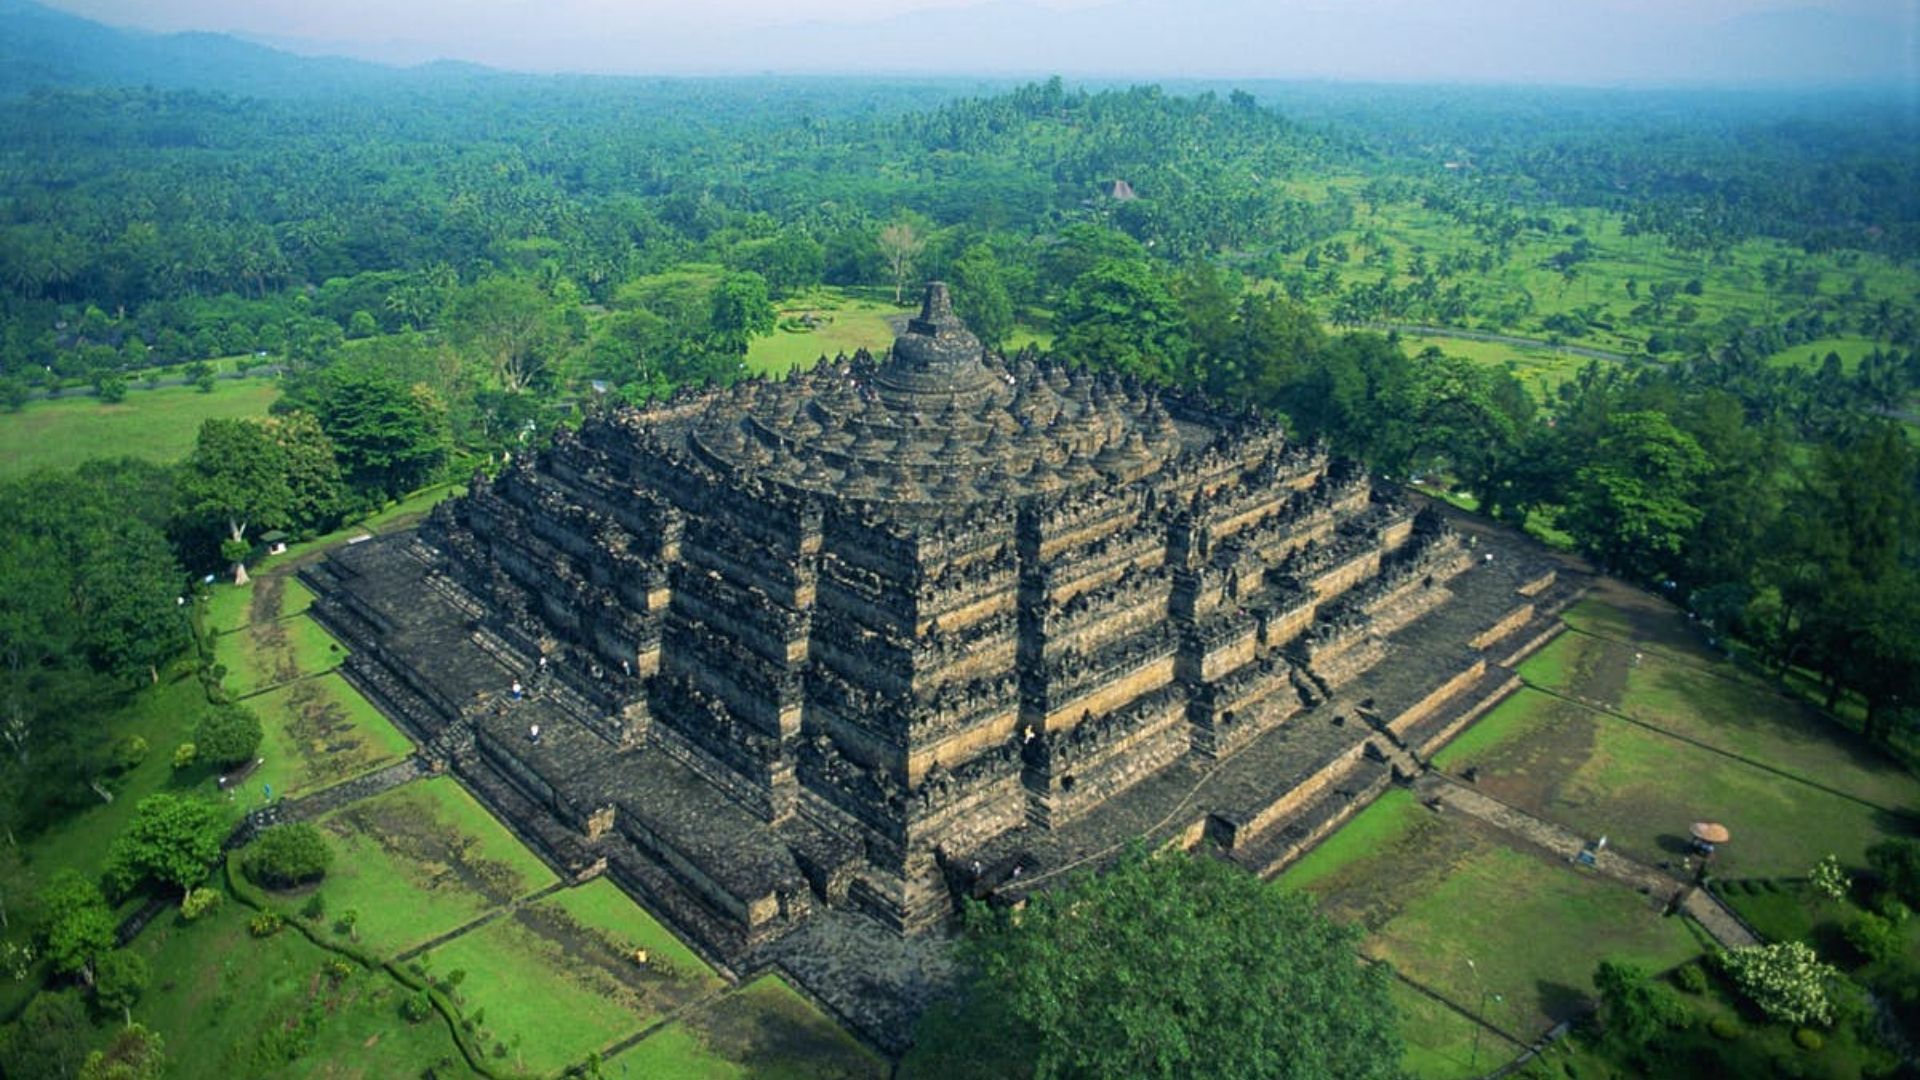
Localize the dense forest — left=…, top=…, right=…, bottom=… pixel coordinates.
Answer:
left=0, top=31, right=1917, bottom=1076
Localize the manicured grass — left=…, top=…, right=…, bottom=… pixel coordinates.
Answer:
left=419, top=880, right=725, bottom=1074
left=1284, top=783, right=1697, bottom=1040
left=204, top=581, right=257, bottom=636
left=545, top=877, right=720, bottom=985
left=216, top=614, right=347, bottom=697
left=129, top=895, right=479, bottom=1080
left=0, top=378, right=279, bottom=477
left=1430, top=688, right=1561, bottom=773
left=1620, top=650, right=1920, bottom=813
left=608, top=974, right=885, bottom=1079
left=748, top=293, right=904, bottom=375
left=1444, top=688, right=1903, bottom=877
left=1281, top=787, right=1427, bottom=892
left=1392, top=979, right=1519, bottom=1080
left=249, top=672, right=415, bottom=800
left=1366, top=844, right=1701, bottom=1036
left=279, top=577, right=317, bottom=620
left=307, top=777, right=558, bottom=960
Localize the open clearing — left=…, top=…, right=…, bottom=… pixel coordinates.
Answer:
left=249, top=672, right=414, bottom=799
left=0, top=378, right=279, bottom=477
left=215, top=612, right=347, bottom=697
left=748, top=293, right=904, bottom=375
left=1281, top=790, right=1699, bottom=1040
left=129, top=898, right=480, bottom=1080
left=311, top=777, right=560, bottom=959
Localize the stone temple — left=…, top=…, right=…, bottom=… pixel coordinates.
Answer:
left=306, top=283, right=1583, bottom=1041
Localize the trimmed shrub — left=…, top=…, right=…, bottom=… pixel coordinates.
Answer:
left=1672, top=964, right=1708, bottom=995
left=401, top=990, right=433, bottom=1023
left=249, top=912, right=284, bottom=937
left=300, top=892, right=326, bottom=921
left=172, top=742, right=197, bottom=770
left=1844, top=913, right=1901, bottom=964
left=180, top=887, right=222, bottom=921
left=243, top=823, right=332, bottom=889
left=108, top=735, right=149, bottom=775
left=1709, top=1016, right=1740, bottom=1040
left=194, top=704, right=262, bottom=769
left=1793, top=1028, right=1824, bottom=1051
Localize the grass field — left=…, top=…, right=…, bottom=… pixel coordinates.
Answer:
left=1281, top=792, right=1699, bottom=1040
left=0, top=378, right=279, bottom=477
left=248, top=673, right=414, bottom=800
left=1391, top=980, right=1520, bottom=1080
left=1283, top=573, right=1920, bottom=1075
left=129, top=898, right=480, bottom=1080
left=607, top=974, right=885, bottom=1079
left=1366, top=843, right=1702, bottom=1035
left=1764, top=336, right=1882, bottom=373
left=419, top=879, right=726, bottom=1074
left=748, top=293, right=905, bottom=375
left=1436, top=686, right=1901, bottom=877
left=1399, top=333, right=1587, bottom=400
left=215, top=614, right=347, bottom=697
left=308, top=777, right=559, bottom=959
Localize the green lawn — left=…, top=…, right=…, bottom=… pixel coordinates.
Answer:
left=1281, top=788, right=1428, bottom=893
left=249, top=673, right=415, bottom=800
left=0, top=378, right=279, bottom=478
left=1620, top=650, right=1920, bottom=814
left=1392, top=979, right=1520, bottom=1080
left=215, top=614, right=347, bottom=697
left=203, top=582, right=256, bottom=636
left=607, top=974, right=885, bottom=1079
left=1366, top=844, right=1701, bottom=1036
left=418, top=879, right=725, bottom=1074
left=1440, top=686, right=1904, bottom=878
left=1281, top=785, right=1699, bottom=1039
left=1764, top=336, right=1881, bottom=373
left=748, top=292, right=905, bottom=375
left=306, top=777, right=558, bottom=960
left=128, top=894, right=479, bottom=1080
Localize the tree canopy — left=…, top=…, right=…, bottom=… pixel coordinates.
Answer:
left=909, top=849, right=1401, bottom=1079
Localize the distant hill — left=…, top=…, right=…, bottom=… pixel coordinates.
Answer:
left=0, top=0, right=475, bottom=97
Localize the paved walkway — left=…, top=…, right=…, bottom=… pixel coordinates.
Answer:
left=1413, top=773, right=1759, bottom=949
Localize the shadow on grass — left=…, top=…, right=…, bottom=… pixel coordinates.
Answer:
left=1535, top=979, right=1592, bottom=1025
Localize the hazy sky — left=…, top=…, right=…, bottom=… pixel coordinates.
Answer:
left=43, top=0, right=1920, bottom=83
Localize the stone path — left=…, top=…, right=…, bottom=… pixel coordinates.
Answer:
left=1412, top=773, right=1758, bottom=949
left=236, top=756, right=424, bottom=845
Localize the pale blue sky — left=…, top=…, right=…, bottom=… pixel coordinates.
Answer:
left=43, top=0, right=1920, bottom=83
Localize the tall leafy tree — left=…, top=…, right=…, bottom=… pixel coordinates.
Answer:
left=177, top=418, right=293, bottom=585
left=291, top=362, right=450, bottom=502
left=909, top=849, right=1400, bottom=1079
left=103, top=794, right=229, bottom=900
left=1053, top=258, right=1192, bottom=383
left=1563, top=410, right=1711, bottom=579
left=949, top=243, right=1015, bottom=350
